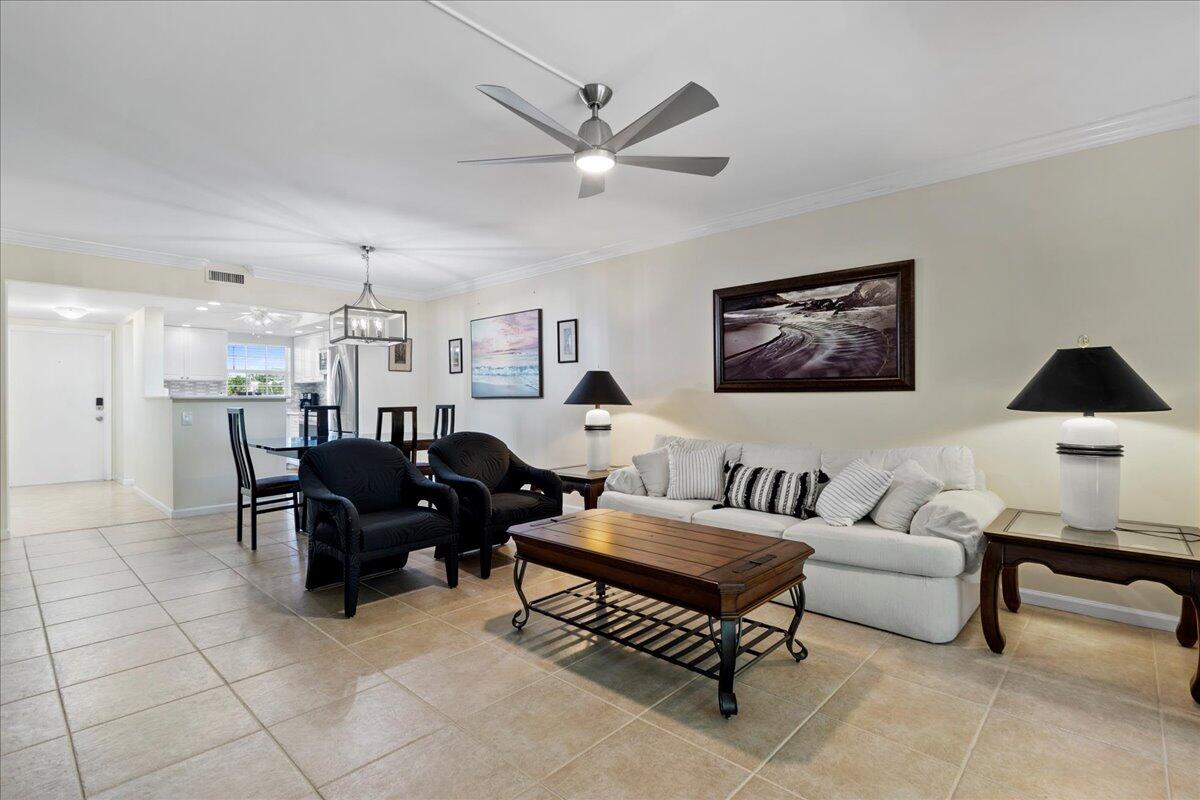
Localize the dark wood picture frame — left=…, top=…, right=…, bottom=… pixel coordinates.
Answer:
left=387, top=339, right=412, bottom=372
left=713, top=260, right=915, bottom=392
left=470, top=308, right=544, bottom=399
left=448, top=338, right=463, bottom=374
left=557, top=318, right=578, bottom=363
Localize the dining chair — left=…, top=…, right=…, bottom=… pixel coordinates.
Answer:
left=227, top=408, right=303, bottom=550
left=433, top=404, right=456, bottom=438
left=302, top=405, right=342, bottom=439
left=376, top=406, right=419, bottom=463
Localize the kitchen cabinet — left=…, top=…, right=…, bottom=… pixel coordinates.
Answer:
left=164, top=326, right=228, bottom=381
left=292, top=330, right=329, bottom=383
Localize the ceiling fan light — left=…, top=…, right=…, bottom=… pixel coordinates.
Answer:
left=575, top=148, right=614, bottom=174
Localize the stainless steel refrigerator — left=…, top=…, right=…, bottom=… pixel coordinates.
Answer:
left=324, top=343, right=358, bottom=433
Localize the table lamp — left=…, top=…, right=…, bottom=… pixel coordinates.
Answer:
left=564, top=371, right=631, bottom=471
left=1007, top=336, right=1170, bottom=530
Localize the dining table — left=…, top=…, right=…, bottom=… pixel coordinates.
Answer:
left=248, top=431, right=441, bottom=457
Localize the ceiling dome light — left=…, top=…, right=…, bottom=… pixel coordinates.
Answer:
left=54, top=306, right=89, bottom=320
left=574, top=148, right=614, bottom=175
left=195, top=306, right=208, bottom=311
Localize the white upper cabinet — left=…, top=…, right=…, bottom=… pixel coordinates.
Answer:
left=164, top=326, right=228, bottom=382
left=292, top=330, right=329, bottom=383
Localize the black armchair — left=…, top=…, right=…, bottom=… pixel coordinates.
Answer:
left=428, top=432, right=563, bottom=579
left=299, top=438, right=458, bottom=616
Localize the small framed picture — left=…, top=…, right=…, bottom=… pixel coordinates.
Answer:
left=388, top=339, right=412, bottom=372
left=557, top=318, right=578, bottom=363
left=448, top=338, right=463, bottom=374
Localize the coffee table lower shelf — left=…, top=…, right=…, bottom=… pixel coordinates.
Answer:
left=511, top=560, right=807, bottom=718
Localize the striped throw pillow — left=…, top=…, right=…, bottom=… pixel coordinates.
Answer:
left=723, top=463, right=828, bottom=518
left=814, top=459, right=893, bottom=526
left=666, top=443, right=726, bottom=501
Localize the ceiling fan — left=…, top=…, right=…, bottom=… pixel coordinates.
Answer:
left=237, top=308, right=295, bottom=333
left=461, top=82, right=729, bottom=198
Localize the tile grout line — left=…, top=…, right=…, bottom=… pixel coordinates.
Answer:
left=1152, top=634, right=1173, bottom=800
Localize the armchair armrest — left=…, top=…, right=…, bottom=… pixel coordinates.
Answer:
left=510, top=457, right=564, bottom=506
left=400, top=461, right=459, bottom=527
left=298, top=473, right=361, bottom=554
left=428, top=453, right=492, bottom=522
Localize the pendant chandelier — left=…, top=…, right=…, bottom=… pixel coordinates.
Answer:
left=328, top=245, right=407, bottom=345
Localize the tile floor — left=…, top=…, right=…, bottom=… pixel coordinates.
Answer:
left=0, top=513, right=1196, bottom=800
left=7, top=481, right=167, bottom=537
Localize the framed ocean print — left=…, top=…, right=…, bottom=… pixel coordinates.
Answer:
left=387, top=339, right=412, bottom=372
left=713, top=260, right=914, bottom=392
left=448, top=338, right=463, bottom=374
left=557, top=318, right=578, bottom=363
left=470, top=308, right=543, bottom=398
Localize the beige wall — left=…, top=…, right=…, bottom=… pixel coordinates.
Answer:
left=426, top=127, right=1200, bottom=616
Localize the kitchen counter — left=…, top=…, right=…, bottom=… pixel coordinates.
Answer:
left=171, top=395, right=288, bottom=401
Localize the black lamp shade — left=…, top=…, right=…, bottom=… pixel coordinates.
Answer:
left=564, top=371, right=631, bottom=406
left=1007, top=346, right=1170, bottom=413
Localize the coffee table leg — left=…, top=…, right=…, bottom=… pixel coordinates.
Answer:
left=511, top=558, right=530, bottom=630
left=786, top=583, right=808, bottom=661
left=718, top=618, right=739, bottom=718
left=980, top=541, right=1006, bottom=654
left=1176, top=595, right=1197, bottom=648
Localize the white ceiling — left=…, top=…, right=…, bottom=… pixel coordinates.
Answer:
left=1, top=1, right=1196, bottom=299
left=5, top=280, right=327, bottom=334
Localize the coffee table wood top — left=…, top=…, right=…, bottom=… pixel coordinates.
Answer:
left=508, top=508, right=814, bottom=617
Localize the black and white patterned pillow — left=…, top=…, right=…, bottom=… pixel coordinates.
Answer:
left=722, top=463, right=829, bottom=518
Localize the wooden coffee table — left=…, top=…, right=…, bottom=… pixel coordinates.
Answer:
left=507, top=508, right=814, bottom=717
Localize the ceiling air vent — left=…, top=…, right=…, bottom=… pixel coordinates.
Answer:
left=205, top=266, right=247, bottom=286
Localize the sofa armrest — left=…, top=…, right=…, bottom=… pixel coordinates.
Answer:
left=604, top=465, right=647, bottom=496
left=909, top=489, right=1005, bottom=572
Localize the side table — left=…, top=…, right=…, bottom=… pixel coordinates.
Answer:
left=552, top=465, right=623, bottom=510
left=980, top=508, right=1198, bottom=704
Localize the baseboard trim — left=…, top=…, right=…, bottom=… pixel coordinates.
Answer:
left=1019, top=588, right=1179, bottom=632
left=116, top=477, right=134, bottom=486
left=131, top=486, right=173, bottom=517
left=171, top=501, right=237, bottom=518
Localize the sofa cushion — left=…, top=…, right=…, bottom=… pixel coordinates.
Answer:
left=870, top=459, right=944, bottom=532
left=782, top=517, right=966, bottom=578
left=738, top=442, right=822, bottom=473
left=691, top=507, right=792, bottom=537
left=666, top=442, right=725, bottom=501
left=604, top=465, right=646, bottom=496
left=653, top=434, right=742, bottom=467
left=596, top=492, right=715, bottom=522
left=632, top=448, right=670, bottom=496
left=821, top=446, right=976, bottom=490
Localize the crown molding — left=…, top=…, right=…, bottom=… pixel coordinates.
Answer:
left=4, top=97, right=1196, bottom=304
left=0, top=228, right=211, bottom=270
left=423, top=97, right=1199, bottom=300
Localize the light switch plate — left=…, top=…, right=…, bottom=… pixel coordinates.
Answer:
left=181, top=411, right=193, bottom=426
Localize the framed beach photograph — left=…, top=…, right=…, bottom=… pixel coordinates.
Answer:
left=448, top=338, right=463, bottom=374
left=713, top=260, right=914, bottom=392
left=557, top=318, right=578, bottom=363
left=470, top=308, right=543, bottom=398
left=387, top=339, right=412, bottom=372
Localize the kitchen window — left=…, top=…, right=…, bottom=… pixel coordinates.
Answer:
left=227, top=343, right=288, bottom=396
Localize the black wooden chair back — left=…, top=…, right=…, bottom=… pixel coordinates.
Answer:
left=376, top=406, right=418, bottom=462
left=302, top=405, right=342, bottom=439
left=226, top=408, right=256, bottom=491
left=434, top=404, right=456, bottom=440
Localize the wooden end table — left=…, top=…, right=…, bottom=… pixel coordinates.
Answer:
left=981, top=508, right=1199, bottom=704
left=552, top=465, right=623, bottom=510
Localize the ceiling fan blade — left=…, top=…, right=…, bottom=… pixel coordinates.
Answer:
left=579, top=173, right=605, bottom=198
left=476, top=85, right=586, bottom=152
left=602, top=82, right=719, bottom=152
left=614, top=155, right=730, bottom=176
left=459, top=154, right=574, bottom=165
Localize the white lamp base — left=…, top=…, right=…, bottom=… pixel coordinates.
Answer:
left=1058, top=415, right=1121, bottom=531
left=584, top=407, right=611, bottom=472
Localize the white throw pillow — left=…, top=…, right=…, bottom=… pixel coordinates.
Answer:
left=815, top=459, right=893, bottom=527
left=870, top=459, right=944, bottom=532
left=632, top=448, right=670, bottom=496
left=666, top=443, right=725, bottom=501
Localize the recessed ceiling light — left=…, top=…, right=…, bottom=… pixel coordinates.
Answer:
left=195, top=306, right=208, bottom=311
left=53, top=307, right=89, bottom=320
left=265, top=330, right=273, bottom=335
left=182, top=324, right=192, bottom=328
left=207, top=301, right=221, bottom=306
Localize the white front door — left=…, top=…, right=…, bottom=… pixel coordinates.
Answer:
left=8, top=327, right=110, bottom=486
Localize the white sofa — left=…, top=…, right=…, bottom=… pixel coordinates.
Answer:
left=599, top=436, right=1005, bottom=643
